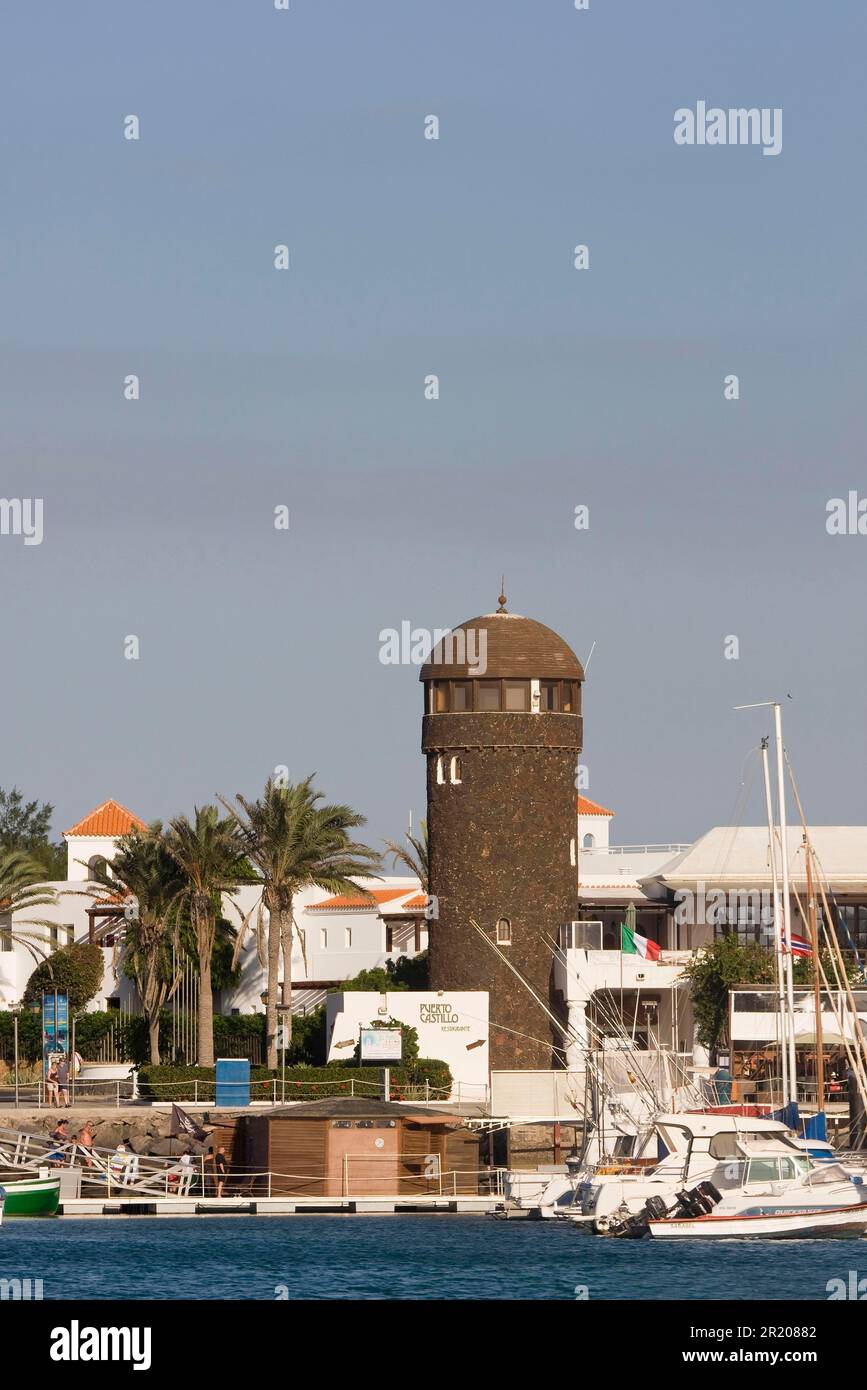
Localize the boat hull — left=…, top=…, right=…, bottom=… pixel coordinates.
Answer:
left=1, top=1177, right=61, bottom=1217
left=649, top=1203, right=867, bottom=1240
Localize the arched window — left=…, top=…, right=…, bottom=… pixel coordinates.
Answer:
left=88, top=855, right=109, bottom=881
left=583, top=833, right=595, bottom=849
left=495, top=918, right=512, bottom=945
left=450, top=756, right=462, bottom=784
left=436, top=756, right=445, bottom=785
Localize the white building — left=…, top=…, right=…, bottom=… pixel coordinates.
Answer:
left=0, top=799, right=429, bottom=1016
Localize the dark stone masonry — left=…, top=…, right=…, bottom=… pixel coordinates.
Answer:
left=421, top=606, right=583, bottom=1070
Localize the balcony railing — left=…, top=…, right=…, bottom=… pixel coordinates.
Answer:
left=582, top=843, right=691, bottom=856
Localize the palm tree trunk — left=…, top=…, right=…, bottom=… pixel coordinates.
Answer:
left=279, top=900, right=293, bottom=1049
left=147, top=1012, right=161, bottom=1066
left=197, top=953, right=215, bottom=1067
left=265, top=895, right=280, bottom=1070
left=193, top=898, right=216, bottom=1068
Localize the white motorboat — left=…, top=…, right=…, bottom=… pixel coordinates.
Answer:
left=576, top=1110, right=867, bottom=1235
left=648, top=1202, right=867, bottom=1240
left=597, top=1134, right=867, bottom=1239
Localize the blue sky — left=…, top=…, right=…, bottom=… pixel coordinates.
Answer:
left=2, top=1, right=865, bottom=849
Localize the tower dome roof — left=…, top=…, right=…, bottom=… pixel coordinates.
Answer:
left=420, top=610, right=584, bottom=682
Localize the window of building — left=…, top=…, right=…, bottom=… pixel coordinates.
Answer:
left=477, top=680, right=502, bottom=711
left=320, top=928, right=328, bottom=950
left=0, top=913, right=11, bottom=951
left=433, top=682, right=449, bottom=713
left=385, top=925, right=394, bottom=952
left=344, top=927, right=352, bottom=949
left=50, top=925, right=74, bottom=951
left=451, top=681, right=472, bottom=711
left=583, top=833, right=595, bottom=849
left=450, top=755, right=462, bottom=784
left=504, top=680, right=530, bottom=712
left=88, top=855, right=109, bottom=881
left=561, top=682, right=576, bottom=713
left=495, top=917, right=512, bottom=945
left=541, top=680, right=560, bottom=711
left=436, top=756, right=445, bottom=785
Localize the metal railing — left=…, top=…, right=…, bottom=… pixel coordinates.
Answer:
left=0, top=1124, right=503, bottom=1202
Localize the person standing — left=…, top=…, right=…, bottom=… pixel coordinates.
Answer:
left=56, top=1056, right=70, bottom=1108
left=45, top=1062, right=60, bottom=1106
left=213, top=1145, right=229, bottom=1198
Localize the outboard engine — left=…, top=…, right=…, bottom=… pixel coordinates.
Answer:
left=598, top=1183, right=722, bottom=1238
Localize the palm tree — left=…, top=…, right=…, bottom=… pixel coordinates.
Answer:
left=221, top=776, right=381, bottom=1068
left=162, top=807, right=246, bottom=1067
left=383, top=819, right=428, bottom=894
left=0, top=850, right=58, bottom=962
left=100, top=825, right=183, bottom=1065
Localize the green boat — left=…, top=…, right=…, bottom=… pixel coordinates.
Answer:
left=0, top=1177, right=60, bottom=1216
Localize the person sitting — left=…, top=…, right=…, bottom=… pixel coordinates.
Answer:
left=47, top=1118, right=70, bottom=1166
left=109, top=1143, right=129, bottom=1185
left=75, top=1119, right=96, bottom=1168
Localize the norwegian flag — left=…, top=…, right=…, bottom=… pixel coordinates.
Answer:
left=784, top=931, right=814, bottom=957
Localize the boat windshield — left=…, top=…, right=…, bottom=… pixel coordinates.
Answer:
left=805, top=1162, right=853, bottom=1186
left=745, top=1155, right=813, bottom=1184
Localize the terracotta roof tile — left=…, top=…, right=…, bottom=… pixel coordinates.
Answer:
left=577, top=796, right=614, bottom=817
left=64, top=800, right=147, bottom=838
left=307, top=887, right=411, bottom=912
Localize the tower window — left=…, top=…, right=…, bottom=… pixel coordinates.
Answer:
left=451, top=681, right=472, bottom=711
left=436, top=756, right=445, bottom=784
left=495, top=918, right=512, bottom=945
left=583, top=833, right=595, bottom=849
left=433, top=682, right=449, bottom=713
left=561, top=682, right=575, bottom=713
left=504, top=680, right=530, bottom=711
left=450, top=756, right=462, bottom=784
left=477, top=681, right=502, bottom=711
left=541, top=680, right=559, bottom=711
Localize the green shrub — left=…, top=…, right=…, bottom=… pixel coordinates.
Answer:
left=23, top=942, right=105, bottom=1011
left=137, top=1058, right=453, bottom=1102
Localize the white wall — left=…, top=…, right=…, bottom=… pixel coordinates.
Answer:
left=325, top=990, right=489, bottom=1100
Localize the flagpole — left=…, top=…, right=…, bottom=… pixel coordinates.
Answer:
left=735, top=702, right=798, bottom=1107
left=773, top=702, right=798, bottom=1105
left=760, top=735, right=788, bottom=1110
left=806, top=842, right=825, bottom=1117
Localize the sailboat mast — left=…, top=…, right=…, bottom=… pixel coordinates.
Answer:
left=805, top=842, right=825, bottom=1112
left=760, top=735, right=788, bottom=1109
left=773, top=702, right=799, bottom=1105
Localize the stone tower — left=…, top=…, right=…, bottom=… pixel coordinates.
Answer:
left=420, top=596, right=584, bottom=1070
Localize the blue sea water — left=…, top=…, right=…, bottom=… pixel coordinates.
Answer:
left=0, top=1216, right=862, bottom=1300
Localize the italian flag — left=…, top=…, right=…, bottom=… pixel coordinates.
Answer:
left=621, top=924, right=661, bottom=960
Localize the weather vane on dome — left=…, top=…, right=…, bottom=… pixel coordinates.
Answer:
left=497, top=578, right=507, bottom=614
